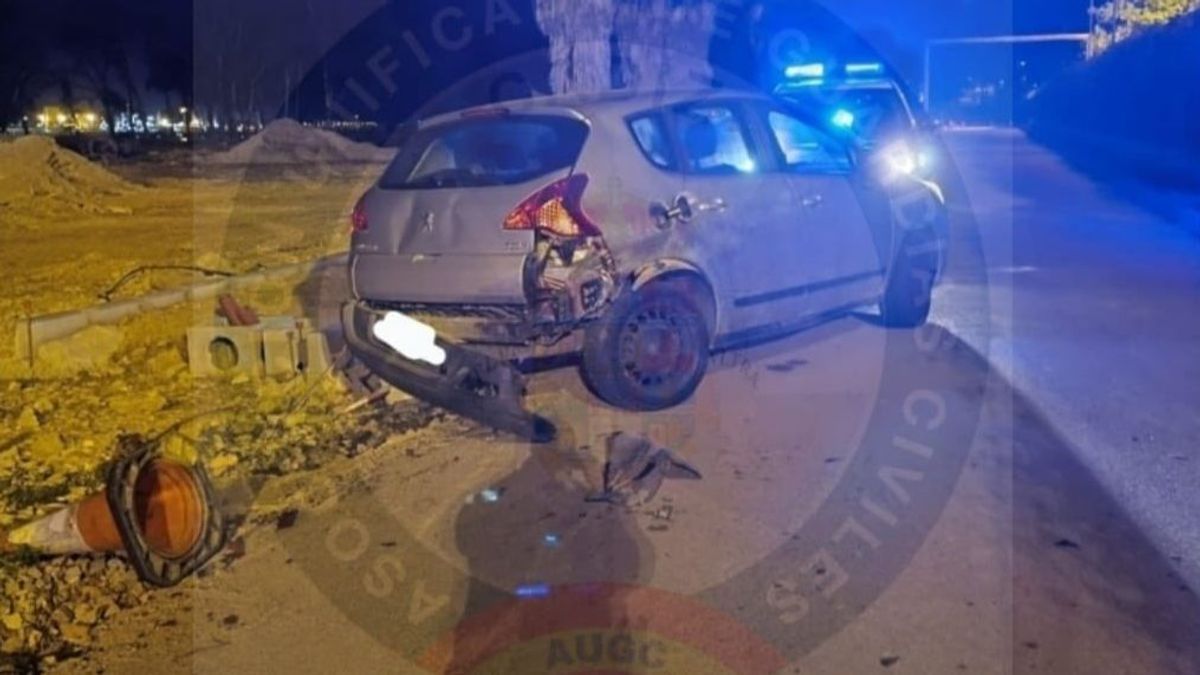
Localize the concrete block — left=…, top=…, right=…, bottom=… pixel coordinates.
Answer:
left=262, top=328, right=300, bottom=377
left=35, top=325, right=123, bottom=373
left=14, top=254, right=350, bottom=362
left=141, top=289, right=187, bottom=310
left=27, top=313, right=91, bottom=351
left=302, top=332, right=332, bottom=378
left=186, top=326, right=263, bottom=377
left=188, top=281, right=227, bottom=302
left=259, top=316, right=305, bottom=331
left=86, top=299, right=134, bottom=325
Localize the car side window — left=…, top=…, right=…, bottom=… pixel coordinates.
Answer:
left=764, top=110, right=851, bottom=173
left=670, top=104, right=757, bottom=175
left=628, top=114, right=676, bottom=170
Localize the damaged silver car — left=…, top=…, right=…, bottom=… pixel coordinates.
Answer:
left=342, top=90, right=946, bottom=440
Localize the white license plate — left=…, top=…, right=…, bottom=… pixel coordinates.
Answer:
left=371, top=312, right=447, bottom=366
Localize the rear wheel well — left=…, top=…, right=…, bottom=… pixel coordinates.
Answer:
left=630, top=270, right=717, bottom=343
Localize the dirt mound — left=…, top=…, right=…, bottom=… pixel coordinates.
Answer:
left=0, top=136, right=138, bottom=216
left=209, top=118, right=394, bottom=166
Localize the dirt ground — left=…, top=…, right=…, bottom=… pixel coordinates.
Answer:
left=36, top=311, right=1200, bottom=675
left=0, top=144, right=380, bottom=366
left=3, top=134, right=1198, bottom=674
left=0, top=136, right=393, bottom=668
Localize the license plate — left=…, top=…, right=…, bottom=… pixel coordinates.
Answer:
left=371, top=312, right=447, bottom=366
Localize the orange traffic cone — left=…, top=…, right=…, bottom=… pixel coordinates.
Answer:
left=2, top=447, right=224, bottom=586
left=6, top=459, right=204, bottom=556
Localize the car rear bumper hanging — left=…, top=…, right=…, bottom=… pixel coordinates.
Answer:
left=341, top=302, right=556, bottom=442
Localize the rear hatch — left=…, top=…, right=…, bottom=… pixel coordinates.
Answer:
left=351, top=112, right=589, bottom=305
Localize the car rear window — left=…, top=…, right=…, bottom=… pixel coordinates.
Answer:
left=379, top=115, right=588, bottom=190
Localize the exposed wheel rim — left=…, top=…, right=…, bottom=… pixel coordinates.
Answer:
left=616, top=302, right=700, bottom=396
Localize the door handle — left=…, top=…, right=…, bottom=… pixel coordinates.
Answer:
left=801, top=194, right=823, bottom=208
left=650, top=193, right=725, bottom=229
left=695, top=196, right=727, bottom=213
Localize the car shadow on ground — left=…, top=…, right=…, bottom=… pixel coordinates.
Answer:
left=441, top=434, right=655, bottom=673
left=290, top=240, right=1198, bottom=671
left=464, top=317, right=1200, bottom=671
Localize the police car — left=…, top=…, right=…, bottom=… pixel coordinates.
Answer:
left=774, top=61, right=949, bottom=273
left=774, top=61, right=940, bottom=183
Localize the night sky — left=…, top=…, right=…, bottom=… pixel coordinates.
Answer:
left=828, top=0, right=1092, bottom=40
left=1, top=0, right=1096, bottom=130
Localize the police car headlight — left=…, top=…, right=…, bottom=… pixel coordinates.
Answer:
left=882, top=140, right=918, bottom=178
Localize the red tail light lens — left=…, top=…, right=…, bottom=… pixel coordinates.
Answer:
left=503, top=174, right=600, bottom=238
left=350, top=196, right=368, bottom=233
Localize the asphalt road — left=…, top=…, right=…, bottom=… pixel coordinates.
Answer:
left=61, top=130, right=1200, bottom=674
left=940, top=129, right=1200, bottom=593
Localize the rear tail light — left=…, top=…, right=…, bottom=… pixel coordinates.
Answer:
left=503, top=174, right=600, bottom=238
left=350, top=195, right=368, bottom=233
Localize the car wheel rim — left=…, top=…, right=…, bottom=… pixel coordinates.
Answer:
left=617, top=303, right=698, bottom=395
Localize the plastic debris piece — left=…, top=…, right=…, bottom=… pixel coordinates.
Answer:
left=588, top=432, right=701, bottom=505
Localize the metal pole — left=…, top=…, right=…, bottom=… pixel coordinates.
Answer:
left=923, top=42, right=932, bottom=113
left=1087, top=0, right=1096, bottom=58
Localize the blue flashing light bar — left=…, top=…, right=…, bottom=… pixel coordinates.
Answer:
left=831, top=109, right=856, bottom=129
left=784, top=62, right=825, bottom=79
left=845, top=62, right=884, bottom=76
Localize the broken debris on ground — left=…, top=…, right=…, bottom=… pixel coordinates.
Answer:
left=588, top=431, right=702, bottom=506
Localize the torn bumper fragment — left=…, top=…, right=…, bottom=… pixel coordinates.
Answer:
left=341, top=301, right=556, bottom=442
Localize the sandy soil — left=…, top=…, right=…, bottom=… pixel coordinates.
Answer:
left=0, top=135, right=394, bottom=667
left=0, top=155, right=380, bottom=365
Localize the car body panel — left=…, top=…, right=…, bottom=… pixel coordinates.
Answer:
left=355, top=180, right=544, bottom=256
left=350, top=88, right=944, bottom=356
left=351, top=252, right=529, bottom=305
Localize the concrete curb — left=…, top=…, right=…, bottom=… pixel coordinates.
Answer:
left=14, top=254, right=348, bottom=364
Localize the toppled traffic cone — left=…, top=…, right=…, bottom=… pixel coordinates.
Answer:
left=2, top=436, right=227, bottom=587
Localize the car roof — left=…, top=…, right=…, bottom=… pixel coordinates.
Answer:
left=418, top=89, right=774, bottom=129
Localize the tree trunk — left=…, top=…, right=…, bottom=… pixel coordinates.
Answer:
left=615, top=0, right=715, bottom=90
left=536, top=0, right=617, bottom=93
left=535, top=0, right=717, bottom=94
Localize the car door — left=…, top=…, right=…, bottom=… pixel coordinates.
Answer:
left=665, top=99, right=806, bottom=333
left=752, top=104, right=886, bottom=316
